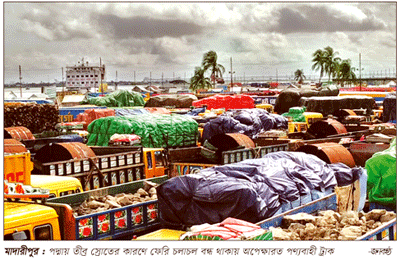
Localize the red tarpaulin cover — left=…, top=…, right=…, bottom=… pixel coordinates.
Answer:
left=192, top=94, right=254, bottom=110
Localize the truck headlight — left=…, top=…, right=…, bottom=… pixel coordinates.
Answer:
left=34, top=224, right=53, bottom=240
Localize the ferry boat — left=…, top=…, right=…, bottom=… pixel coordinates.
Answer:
left=65, top=58, right=105, bottom=93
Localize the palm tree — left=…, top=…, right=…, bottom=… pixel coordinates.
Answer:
left=311, top=49, right=326, bottom=84
left=337, top=59, right=357, bottom=87
left=324, top=46, right=341, bottom=83
left=294, top=69, right=306, bottom=84
left=189, top=67, right=212, bottom=91
left=202, top=51, right=225, bottom=88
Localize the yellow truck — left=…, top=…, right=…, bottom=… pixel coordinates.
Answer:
left=32, top=145, right=168, bottom=191
left=4, top=141, right=83, bottom=198
left=4, top=201, right=65, bottom=240
left=143, top=148, right=167, bottom=178
left=4, top=176, right=167, bottom=240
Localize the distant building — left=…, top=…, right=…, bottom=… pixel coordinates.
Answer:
left=66, top=58, right=105, bottom=92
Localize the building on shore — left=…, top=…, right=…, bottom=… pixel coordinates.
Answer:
left=65, top=58, right=105, bottom=92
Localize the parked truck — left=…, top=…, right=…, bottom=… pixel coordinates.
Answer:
left=4, top=176, right=167, bottom=240
left=167, top=138, right=290, bottom=177
left=32, top=144, right=168, bottom=191
left=136, top=193, right=396, bottom=241
left=4, top=140, right=83, bottom=198
left=257, top=193, right=397, bottom=241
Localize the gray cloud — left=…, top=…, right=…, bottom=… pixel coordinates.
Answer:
left=241, top=5, right=387, bottom=34
left=21, top=12, right=94, bottom=41
left=279, top=6, right=386, bottom=33
left=3, top=2, right=396, bottom=84
left=229, top=38, right=251, bottom=53
left=92, top=13, right=204, bottom=39
left=347, top=34, right=364, bottom=46
left=380, top=36, right=396, bottom=49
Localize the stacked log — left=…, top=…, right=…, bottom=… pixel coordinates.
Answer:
left=4, top=103, right=59, bottom=134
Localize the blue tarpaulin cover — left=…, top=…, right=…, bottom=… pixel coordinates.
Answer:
left=157, top=151, right=365, bottom=229
left=202, top=108, right=288, bottom=141
left=114, top=108, right=149, bottom=116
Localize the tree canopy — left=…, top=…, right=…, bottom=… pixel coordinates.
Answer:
left=294, top=69, right=306, bottom=84
left=190, top=50, right=225, bottom=91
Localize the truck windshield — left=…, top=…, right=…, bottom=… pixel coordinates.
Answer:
left=154, top=151, right=164, bottom=167
left=147, top=152, right=153, bottom=169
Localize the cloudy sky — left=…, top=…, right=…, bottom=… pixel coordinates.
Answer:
left=3, top=2, right=397, bottom=84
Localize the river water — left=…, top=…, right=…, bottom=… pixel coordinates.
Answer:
left=3, top=85, right=135, bottom=99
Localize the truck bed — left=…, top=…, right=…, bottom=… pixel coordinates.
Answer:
left=48, top=176, right=167, bottom=240
left=169, top=143, right=290, bottom=177
left=256, top=194, right=396, bottom=241
left=33, top=146, right=144, bottom=191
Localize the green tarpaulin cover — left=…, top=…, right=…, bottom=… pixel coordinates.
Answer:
left=365, top=137, right=396, bottom=209
left=282, top=107, right=306, bottom=122
left=87, top=114, right=199, bottom=148
left=83, top=90, right=145, bottom=107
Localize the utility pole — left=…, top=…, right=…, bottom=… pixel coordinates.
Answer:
left=229, top=57, right=235, bottom=92
left=161, top=72, right=164, bottom=87
left=19, top=65, right=22, bottom=98
left=359, top=53, right=361, bottom=91
left=134, top=71, right=136, bottom=83
left=149, top=72, right=152, bottom=86
left=100, top=57, right=103, bottom=94
left=115, top=70, right=118, bottom=90
left=62, top=67, right=64, bottom=93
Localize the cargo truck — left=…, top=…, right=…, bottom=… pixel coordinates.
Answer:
left=135, top=194, right=397, bottom=241
left=167, top=139, right=290, bottom=177
left=4, top=142, right=83, bottom=198
left=32, top=144, right=168, bottom=191
left=4, top=176, right=167, bottom=240
left=257, top=193, right=397, bottom=241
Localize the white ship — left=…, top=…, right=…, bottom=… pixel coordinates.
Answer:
left=65, top=58, right=105, bottom=92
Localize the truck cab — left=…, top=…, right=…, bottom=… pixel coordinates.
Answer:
left=143, top=148, right=167, bottom=178
left=4, top=202, right=62, bottom=240
left=30, top=175, right=83, bottom=198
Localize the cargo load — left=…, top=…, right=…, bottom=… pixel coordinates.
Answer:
left=365, top=137, right=396, bottom=211
left=382, top=92, right=396, bottom=122
left=82, top=90, right=145, bottom=107
left=202, top=108, right=288, bottom=142
left=75, top=108, right=115, bottom=129
left=4, top=103, right=59, bottom=134
left=157, top=151, right=366, bottom=229
left=145, top=94, right=197, bottom=108
left=274, top=85, right=339, bottom=114
left=299, top=96, right=375, bottom=116
left=282, top=107, right=306, bottom=122
left=114, top=108, right=149, bottom=116
left=192, top=94, right=254, bottom=110
left=87, top=113, right=199, bottom=148
left=257, top=193, right=396, bottom=241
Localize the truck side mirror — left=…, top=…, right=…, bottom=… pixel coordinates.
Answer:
left=12, top=231, right=28, bottom=240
